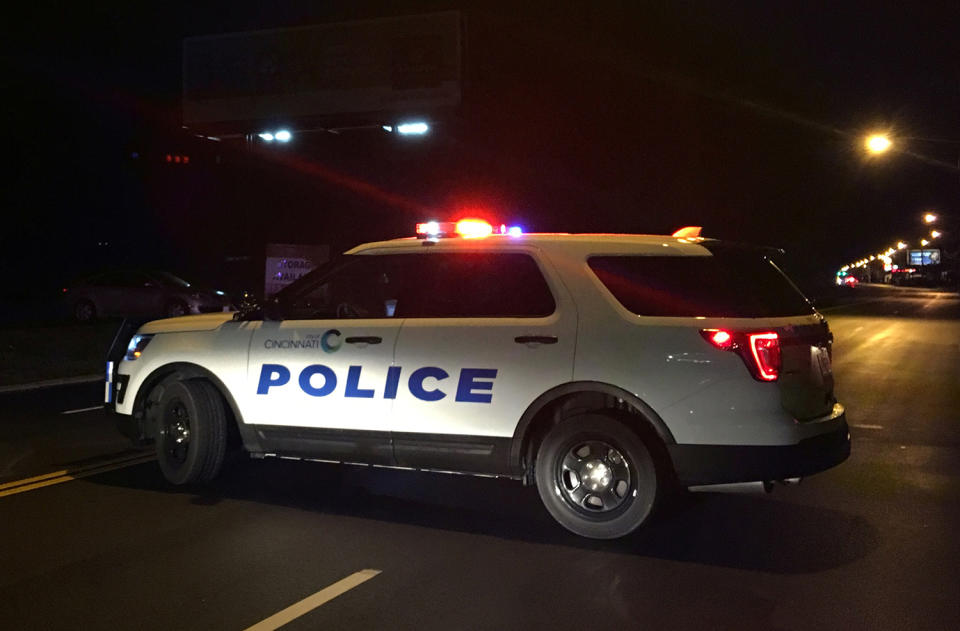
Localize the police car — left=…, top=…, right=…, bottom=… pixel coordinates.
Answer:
left=108, top=221, right=850, bottom=539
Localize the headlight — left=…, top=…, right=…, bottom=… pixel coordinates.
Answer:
left=125, top=334, right=154, bottom=361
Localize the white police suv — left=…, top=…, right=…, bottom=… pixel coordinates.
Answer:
left=108, top=221, right=849, bottom=539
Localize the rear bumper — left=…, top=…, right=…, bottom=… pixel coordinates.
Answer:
left=668, top=410, right=851, bottom=486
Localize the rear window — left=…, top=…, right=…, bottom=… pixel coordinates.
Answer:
left=588, top=252, right=814, bottom=318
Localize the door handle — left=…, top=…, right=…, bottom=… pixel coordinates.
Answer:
left=514, top=335, right=558, bottom=345
left=345, top=336, right=383, bottom=345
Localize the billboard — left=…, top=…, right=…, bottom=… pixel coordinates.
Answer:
left=908, top=249, right=941, bottom=266
left=264, top=243, right=329, bottom=297
left=183, top=11, right=462, bottom=130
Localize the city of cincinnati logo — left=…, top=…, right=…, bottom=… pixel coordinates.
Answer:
left=320, top=329, right=342, bottom=353
left=262, top=329, right=342, bottom=353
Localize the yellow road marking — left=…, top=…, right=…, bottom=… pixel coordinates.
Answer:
left=244, top=569, right=382, bottom=631
left=0, top=453, right=155, bottom=498
left=0, top=469, right=72, bottom=490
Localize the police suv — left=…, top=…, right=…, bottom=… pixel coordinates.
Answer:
left=109, top=221, right=850, bottom=539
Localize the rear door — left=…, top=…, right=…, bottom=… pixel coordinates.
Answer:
left=389, top=250, right=577, bottom=473
left=589, top=245, right=835, bottom=420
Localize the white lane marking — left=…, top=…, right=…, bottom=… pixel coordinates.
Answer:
left=850, top=424, right=884, bottom=430
left=244, top=569, right=382, bottom=631
left=61, top=405, right=105, bottom=415
left=0, top=453, right=155, bottom=497
left=0, top=375, right=102, bottom=394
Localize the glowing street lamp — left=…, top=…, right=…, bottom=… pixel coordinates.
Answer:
left=865, top=134, right=892, bottom=154
left=897, top=241, right=907, bottom=249
left=397, top=122, right=430, bottom=135
left=923, top=213, right=938, bottom=224
left=931, top=230, right=942, bottom=239
left=921, top=239, right=930, bottom=246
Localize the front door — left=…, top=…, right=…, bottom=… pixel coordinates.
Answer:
left=242, top=255, right=407, bottom=463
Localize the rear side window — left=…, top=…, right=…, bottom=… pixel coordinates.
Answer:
left=398, top=252, right=555, bottom=318
left=588, top=253, right=814, bottom=318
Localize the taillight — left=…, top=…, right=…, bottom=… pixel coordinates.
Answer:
left=702, top=329, right=734, bottom=349
left=748, top=333, right=780, bottom=381
left=701, top=329, right=781, bottom=382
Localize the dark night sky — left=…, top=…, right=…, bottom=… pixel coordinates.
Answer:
left=3, top=1, right=958, bottom=293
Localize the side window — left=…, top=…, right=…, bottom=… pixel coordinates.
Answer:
left=282, top=255, right=406, bottom=320
left=398, top=253, right=555, bottom=318
left=122, top=272, right=155, bottom=288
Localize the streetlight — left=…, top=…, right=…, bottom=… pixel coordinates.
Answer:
left=396, top=122, right=429, bottom=135
left=865, top=134, right=892, bottom=154
left=921, top=239, right=930, bottom=246
left=931, top=230, right=942, bottom=239
left=897, top=241, right=907, bottom=249
left=923, top=213, right=938, bottom=224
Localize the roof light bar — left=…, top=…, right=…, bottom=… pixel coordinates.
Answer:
left=456, top=219, right=493, bottom=239
left=415, top=220, right=522, bottom=239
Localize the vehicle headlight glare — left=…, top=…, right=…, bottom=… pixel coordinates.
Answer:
left=125, top=334, right=154, bottom=361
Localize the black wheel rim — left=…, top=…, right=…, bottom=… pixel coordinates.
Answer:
left=161, top=399, right=191, bottom=465
left=556, top=440, right=633, bottom=516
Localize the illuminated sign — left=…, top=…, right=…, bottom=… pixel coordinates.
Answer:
left=908, top=249, right=940, bottom=266
left=265, top=243, right=329, bottom=297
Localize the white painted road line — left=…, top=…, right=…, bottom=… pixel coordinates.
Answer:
left=851, top=424, right=884, bottom=430
left=61, top=405, right=105, bottom=415
left=0, top=453, right=155, bottom=498
left=244, top=569, right=382, bottom=631
left=0, top=374, right=102, bottom=394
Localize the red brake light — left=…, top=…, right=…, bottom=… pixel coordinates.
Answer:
left=748, top=332, right=780, bottom=381
left=700, top=329, right=780, bottom=381
left=701, top=328, right=734, bottom=349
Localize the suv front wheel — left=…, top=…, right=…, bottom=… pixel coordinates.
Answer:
left=535, top=412, right=660, bottom=539
left=156, top=380, right=227, bottom=485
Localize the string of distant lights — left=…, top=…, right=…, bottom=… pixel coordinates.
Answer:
left=837, top=212, right=946, bottom=280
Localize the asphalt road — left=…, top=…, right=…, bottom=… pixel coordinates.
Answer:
left=2, top=286, right=958, bottom=630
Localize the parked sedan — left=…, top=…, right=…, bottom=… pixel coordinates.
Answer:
left=65, top=270, right=232, bottom=321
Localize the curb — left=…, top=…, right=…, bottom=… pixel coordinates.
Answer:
left=0, top=374, right=103, bottom=394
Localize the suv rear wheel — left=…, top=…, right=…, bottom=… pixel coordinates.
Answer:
left=535, top=412, right=660, bottom=539
left=156, top=380, right=227, bottom=485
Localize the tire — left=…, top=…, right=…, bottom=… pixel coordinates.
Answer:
left=165, top=300, right=189, bottom=318
left=74, top=300, right=96, bottom=322
left=535, top=412, right=660, bottom=539
left=155, top=380, right=228, bottom=485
